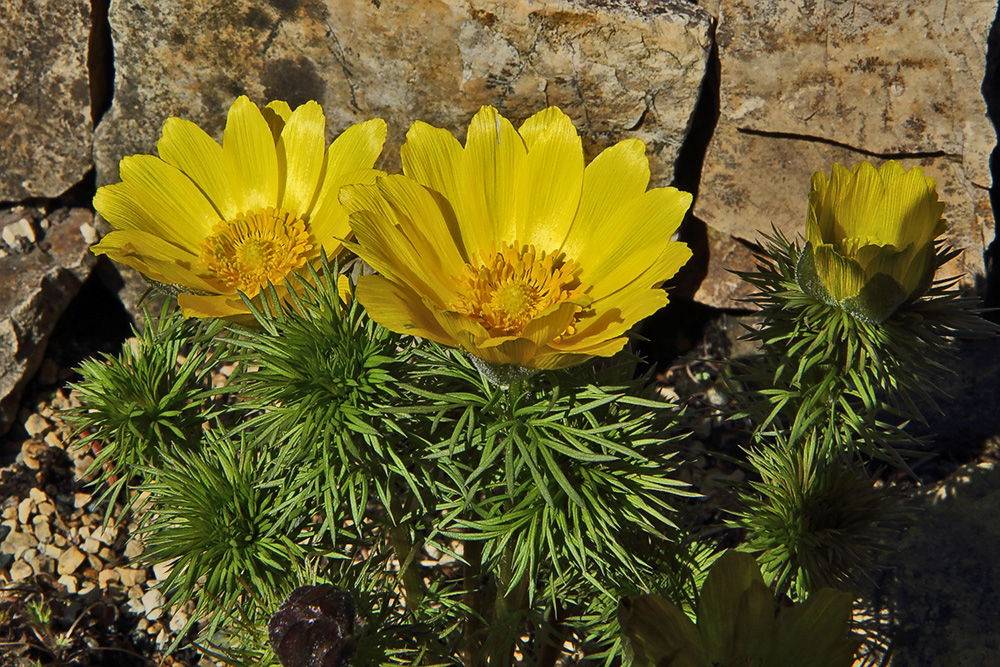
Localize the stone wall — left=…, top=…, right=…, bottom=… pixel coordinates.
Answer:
left=1, top=0, right=998, bottom=432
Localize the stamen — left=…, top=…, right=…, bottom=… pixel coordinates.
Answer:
left=200, top=207, right=315, bottom=295
left=452, top=242, right=587, bottom=337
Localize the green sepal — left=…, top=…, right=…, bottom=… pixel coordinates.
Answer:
left=797, top=242, right=909, bottom=323
left=840, top=271, right=909, bottom=324
left=619, top=594, right=707, bottom=667
left=698, top=551, right=774, bottom=666
left=795, top=242, right=836, bottom=305
left=770, top=588, right=859, bottom=667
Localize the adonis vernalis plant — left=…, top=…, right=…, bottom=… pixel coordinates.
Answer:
left=340, top=105, right=693, bottom=372
left=71, top=94, right=997, bottom=667
left=92, top=95, right=386, bottom=319
left=728, top=160, right=994, bottom=602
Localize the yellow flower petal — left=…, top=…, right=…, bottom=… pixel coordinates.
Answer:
left=91, top=229, right=219, bottom=293
left=401, top=120, right=481, bottom=259
left=277, top=101, right=327, bottom=216
left=222, top=95, right=279, bottom=213
left=178, top=292, right=257, bottom=321
left=341, top=177, right=461, bottom=305
left=97, top=155, right=221, bottom=248
left=561, top=138, right=650, bottom=256
left=356, top=275, right=455, bottom=346
left=463, top=105, right=526, bottom=244
left=156, top=117, right=238, bottom=219
left=309, top=117, right=388, bottom=225
left=262, top=100, right=293, bottom=143
left=514, top=107, right=584, bottom=250
left=309, top=167, right=380, bottom=255
left=574, top=187, right=692, bottom=300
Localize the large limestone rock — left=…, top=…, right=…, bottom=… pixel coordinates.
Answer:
left=694, top=0, right=997, bottom=308
left=0, top=208, right=97, bottom=436
left=94, top=0, right=712, bottom=190
left=0, top=0, right=94, bottom=200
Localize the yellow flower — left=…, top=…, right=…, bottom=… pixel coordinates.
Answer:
left=92, top=95, right=386, bottom=319
left=797, top=160, right=946, bottom=323
left=340, top=105, right=693, bottom=370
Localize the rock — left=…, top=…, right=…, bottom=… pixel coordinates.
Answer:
left=39, top=543, right=63, bottom=559
left=117, top=566, right=147, bottom=587
left=94, top=0, right=711, bottom=193
left=692, top=0, right=996, bottom=308
left=91, top=524, right=119, bottom=546
left=0, top=207, right=98, bottom=436
left=151, top=559, right=174, bottom=582
left=168, top=609, right=190, bottom=634
left=27, top=488, right=49, bottom=505
left=32, top=516, right=52, bottom=543
left=0, top=0, right=94, bottom=200
left=2, top=219, right=37, bottom=251
left=58, top=573, right=79, bottom=594
left=2, top=529, right=37, bottom=559
left=24, top=414, right=50, bottom=437
left=57, top=545, right=86, bottom=575
left=98, top=568, right=120, bottom=589
left=141, top=589, right=164, bottom=621
left=17, top=497, right=34, bottom=525
left=36, top=502, right=55, bottom=517
left=9, top=559, right=33, bottom=582
left=73, top=492, right=93, bottom=509
left=81, top=537, right=101, bottom=554
left=124, top=537, right=144, bottom=560
left=23, top=548, right=56, bottom=576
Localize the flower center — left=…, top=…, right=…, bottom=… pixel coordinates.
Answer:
left=199, top=207, right=315, bottom=295
left=452, top=242, right=586, bottom=337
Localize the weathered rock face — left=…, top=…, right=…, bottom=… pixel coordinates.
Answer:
left=94, top=0, right=712, bottom=190
left=0, top=208, right=97, bottom=436
left=694, top=0, right=997, bottom=308
left=0, top=0, right=94, bottom=200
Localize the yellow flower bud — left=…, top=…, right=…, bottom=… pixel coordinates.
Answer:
left=796, top=160, right=947, bottom=323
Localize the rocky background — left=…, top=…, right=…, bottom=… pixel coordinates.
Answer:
left=1, top=0, right=999, bottom=665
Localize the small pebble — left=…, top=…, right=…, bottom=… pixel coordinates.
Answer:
left=141, top=589, right=164, bottom=621
left=44, top=432, right=64, bottom=449
left=79, top=221, right=99, bottom=244
left=152, top=560, right=174, bottom=582
left=24, top=414, right=50, bottom=437
left=92, top=524, right=119, bottom=546
left=17, top=498, right=34, bottom=524
left=81, top=537, right=101, bottom=554
left=33, top=518, right=52, bottom=543
left=36, top=502, right=55, bottom=517
left=10, top=560, right=33, bottom=581
left=39, top=543, right=62, bottom=559
left=28, top=488, right=49, bottom=505
left=58, top=574, right=79, bottom=594
left=57, top=546, right=86, bottom=575
left=124, top=538, right=144, bottom=560
left=118, top=567, right=147, bottom=587
left=73, top=492, right=93, bottom=509
left=98, top=568, right=120, bottom=589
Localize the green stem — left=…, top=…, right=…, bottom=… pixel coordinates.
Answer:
left=463, top=537, right=484, bottom=667
left=389, top=524, right=425, bottom=612
left=536, top=605, right=567, bottom=667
